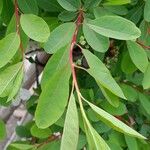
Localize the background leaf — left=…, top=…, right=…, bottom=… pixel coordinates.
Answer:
left=139, top=93, right=150, bottom=115
left=125, top=135, right=138, bottom=150
left=57, top=0, right=81, bottom=12
left=31, top=124, right=51, bottom=139
left=17, top=0, right=39, bottom=15
left=144, top=0, right=150, bottom=22
left=0, top=119, right=6, bottom=140
left=142, top=63, right=150, bottom=89
left=127, top=41, right=148, bottom=73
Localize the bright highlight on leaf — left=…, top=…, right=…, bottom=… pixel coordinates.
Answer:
left=20, top=14, right=50, bottom=42
left=104, top=0, right=131, bottom=5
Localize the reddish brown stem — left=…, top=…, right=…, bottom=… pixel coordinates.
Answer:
left=69, top=11, right=83, bottom=92
left=136, top=40, right=150, bottom=50
left=37, top=134, right=61, bottom=148
left=14, top=0, right=24, bottom=59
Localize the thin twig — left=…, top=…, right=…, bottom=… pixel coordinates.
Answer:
left=14, top=0, right=24, bottom=59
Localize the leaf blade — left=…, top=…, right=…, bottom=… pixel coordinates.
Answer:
left=85, top=100, right=146, bottom=139
left=44, top=23, right=75, bottom=53
left=0, top=33, right=20, bottom=68
left=35, top=65, right=71, bottom=128
left=83, top=49, right=126, bottom=99
left=86, top=16, right=141, bottom=40
left=83, top=22, right=109, bottom=53
left=142, top=63, right=150, bottom=89
left=20, top=14, right=50, bottom=42
left=127, top=41, right=148, bottom=73
left=61, top=94, right=79, bottom=150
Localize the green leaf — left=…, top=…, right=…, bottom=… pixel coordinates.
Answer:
left=57, top=0, right=81, bottom=11
left=37, top=0, right=62, bottom=12
left=7, top=67, right=23, bottom=102
left=58, top=11, right=77, bottom=22
left=38, top=141, right=60, bottom=150
left=139, top=93, right=150, bottom=115
left=144, top=0, right=150, bottom=22
left=86, top=16, right=141, bottom=40
left=0, top=62, right=22, bottom=96
left=41, top=45, right=69, bottom=89
left=127, top=41, right=148, bottom=73
left=83, top=0, right=102, bottom=9
left=126, top=5, right=143, bottom=25
left=10, top=143, right=35, bottom=150
left=0, top=0, right=3, bottom=14
left=101, top=101, right=127, bottom=116
left=6, top=15, right=29, bottom=54
left=35, top=65, right=71, bottom=128
left=20, top=14, right=50, bottom=42
left=1, top=0, right=14, bottom=25
left=61, top=94, right=79, bottom=150
left=0, top=119, right=6, bottom=140
left=104, top=0, right=131, bottom=5
left=83, top=23, right=109, bottom=53
left=80, top=103, right=110, bottom=150
left=108, top=131, right=126, bottom=147
left=87, top=108, right=99, bottom=122
left=142, top=63, right=150, bottom=89
left=139, top=20, right=150, bottom=46
left=0, top=33, right=20, bottom=68
left=99, top=85, right=120, bottom=107
left=125, top=135, right=138, bottom=150
left=94, top=7, right=115, bottom=18
left=120, top=84, right=138, bottom=102
left=44, top=23, right=75, bottom=53
left=83, top=49, right=126, bottom=99
left=107, top=142, right=123, bottom=150
left=121, top=51, right=137, bottom=75
left=104, top=6, right=128, bottom=16
left=31, top=124, right=51, bottom=139
left=84, top=100, right=146, bottom=139
left=17, top=0, right=39, bottom=15
left=16, top=125, right=31, bottom=138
